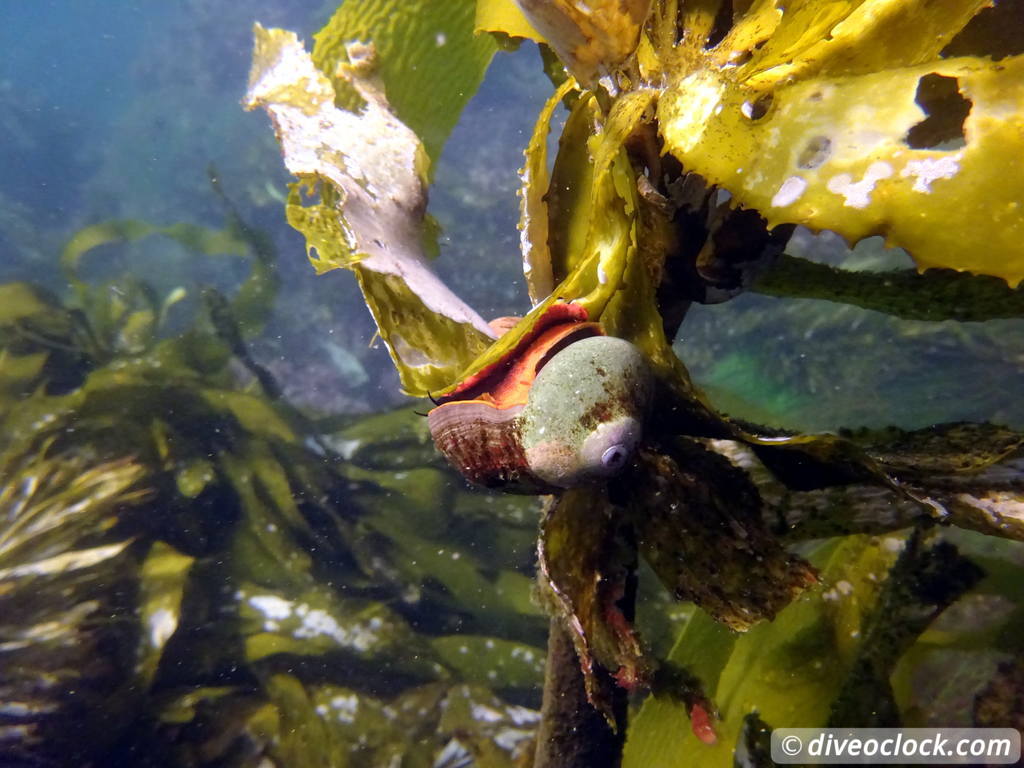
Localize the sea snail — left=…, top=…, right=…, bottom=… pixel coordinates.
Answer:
left=428, top=312, right=653, bottom=494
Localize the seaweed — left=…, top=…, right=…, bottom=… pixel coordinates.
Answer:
left=248, top=2, right=1024, bottom=765
left=0, top=193, right=550, bottom=766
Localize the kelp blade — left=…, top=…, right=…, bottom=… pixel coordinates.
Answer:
left=314, top=0, right=499, bottom=165
left=245, top=25, right=495, bottom=395
left=656, top=3, right=1024, bottom=285
left=476, top=0, right=544, bottom=42
left=623, top=531, right=977, bottom=765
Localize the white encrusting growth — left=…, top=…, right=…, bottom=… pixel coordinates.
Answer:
left=771, top=176, right=807, bottom=208
left=330, top=693, right=359, bottom=724
left=243, top=592, right=384, bottom=652
left=471, top=704, right=506, bottom=723
left=519, top=165, right=535, bottom=278
left=148, top=608, right=177, bottom=648
left=249, top=594, right=292, bottom=620
left=494, top=728, right=537, bottom=751
left=901, top=153, right=963, bottom=193
left=826, top=161, right=893, bottom=208
left=669, top=72, right=725, bottom=154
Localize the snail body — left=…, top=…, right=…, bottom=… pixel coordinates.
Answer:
left=428, top=313, right=652, bottom=494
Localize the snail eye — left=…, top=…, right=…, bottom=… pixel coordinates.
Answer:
left=601, top=444, right=630, bottom=471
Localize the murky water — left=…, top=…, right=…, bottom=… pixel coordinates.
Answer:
left=1, top=3, right=1022, bottom=767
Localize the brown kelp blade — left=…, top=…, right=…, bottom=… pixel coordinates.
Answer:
left=631, top=441, right=817, bottom=632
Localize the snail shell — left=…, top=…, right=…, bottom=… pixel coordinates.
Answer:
left=519, top=335, right=651, bottom=488
left=429, top=332, right=652, bottom=493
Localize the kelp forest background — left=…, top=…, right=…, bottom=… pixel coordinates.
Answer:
left=1, top=1, right=1024, bottom=767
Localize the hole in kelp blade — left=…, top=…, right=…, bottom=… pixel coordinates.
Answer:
left=905, top=74, right=972, bottom=150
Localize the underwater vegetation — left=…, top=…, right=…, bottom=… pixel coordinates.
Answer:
left=1, top=1, right=1023, bottom=767
left=246, top=0, right=1024, bottom=766
left=0, top=190, right=559, bottom=766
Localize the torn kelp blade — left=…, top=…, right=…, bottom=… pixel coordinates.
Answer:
left=245, top=26, right=497, bottom=395
left=630, top=440, right=817, bottom=632
left=656, top=2, right=1024, bottom=285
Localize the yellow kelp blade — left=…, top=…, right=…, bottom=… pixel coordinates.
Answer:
left=438, top=89, right=650, bottom=395
left=623, top=535, right=898, bottom=767
left=314, top=0, right=499, bottom=165
left=518, top=78, right=576, bottom=304
left=445, top=81, right=695, bottom=398
left=544, top=92, right=603, bottom=293
left=475, top=0, right=544, bottom=42
left=720, top=0, right=990, bottom=85
left=624, top=529, right=981, bottom=766
left=658, top=2, right=1024, bottom=285
left=660, top=54, right=1024, bottom=285
left=523, top=86, right=654, bottom=306
left=512, top=0, right=652, bottom=87
left=245, top=26, right=495, bottom=396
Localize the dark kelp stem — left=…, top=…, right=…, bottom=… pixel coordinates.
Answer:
left=534, top=617, right=626, bottom=768
left=753, top=253, right=1024, bottom=322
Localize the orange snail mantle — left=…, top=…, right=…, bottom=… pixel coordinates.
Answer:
left=427, top=305, right=653, bottom=494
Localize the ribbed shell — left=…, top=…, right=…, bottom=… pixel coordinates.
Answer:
left=427, top=402, right=557, bottom=493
